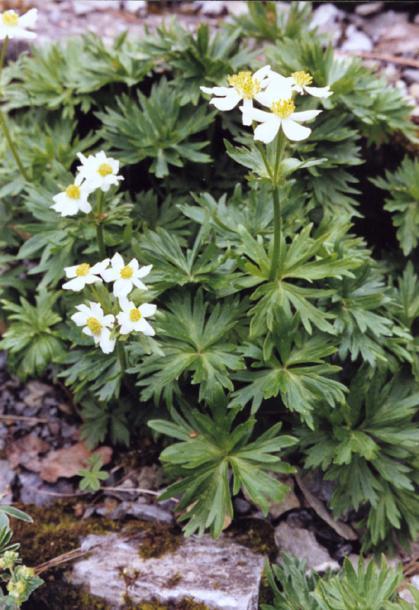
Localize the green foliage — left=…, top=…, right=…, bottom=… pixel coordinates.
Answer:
left=98, top=78, right=213, bottom=177
left=78, top=455, right=109, bottom=492
left=301, top=368, right=419, bottom=549
left=263, top=555, right=410, bottom=610
left=149, top=400, right=296, bottom=537
left=0, top=292, right=64, bottom=378
left=372, top=157, right=419, bottom=256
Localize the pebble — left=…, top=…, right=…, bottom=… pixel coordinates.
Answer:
left=123, top=0, right=147, bottom=15
left=355, top=2, right=383, bottom=17
left=404, top=69, right=419, bottom=85
left=274, top=522, right=339, bottom=572
left=341, top=25, right=373, bottom=52
left=72, top=0, right=120, bottom=16
left=0, top=460, right=15, bottom=503
left=195, top=0, right=226, bottom=16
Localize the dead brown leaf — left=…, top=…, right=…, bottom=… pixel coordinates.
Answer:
left=39, top=442, right=112, bottom=483
left=7, top=434, right=50, bottom=472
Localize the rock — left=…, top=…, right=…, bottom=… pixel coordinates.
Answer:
left=18, top=471, right=74, bottom=507
left=412, top=575, right=419, bottom=589
left=362, top=10, right=409, bottom=42
left=399, top=589, right=415, bottom=604
left=71, top=532, right=265, bottom=609
left=72, top=0, right=120, bottom=16
left=404, top=69, right=419, bottom=85
left=224, top=1, right=248, bottom=17
left=7, top=433, right=49, bottom=472
left=310, top=3, right=343, bottom=45
left=123, top=0, right=147, bottom=15
left=195, top=0, right=226, bottom=16
left=269, top=480, right=300, bottom=520
left=234, top=497, right=252, bottom=515
left=0, top=460, right=15, bottom=503
left=274, top=522, right=339, bottom=572
left=341, top=25, right=373, bottom=52
left=355, top=2, right=383, bottom=17
left=98, top=499, right=174, bottom=524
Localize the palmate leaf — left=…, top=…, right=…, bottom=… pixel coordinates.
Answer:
left=0, top=291, right=64, bottom=378
left=372, top=157, right=419, bottom=256
left=235, top=223, right=361, bottom=336
left=301, top=367, right=419, bottom=548
left=133, top=290, right=245, bottom=405
left=329, top=265, right=412, bottom=367
left=149, top=400, right=296, bottom=537
left=262, top=555, right=319, bottom=610
left=132, top=227, right=227, bottom=292
left=97, top=78, right=214, bottom=177
left=236, top=1, right=313, bottom=42
left=231, top=317, right=346, bottom=426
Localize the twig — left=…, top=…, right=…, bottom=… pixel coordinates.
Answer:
left=338, top=50, right=419, bottom=69
left=35, top=547, right=91, bottom=575
left=103, top=486, right=160, bottom=497
left=0, top=414, right=49, bottom=424
left=25, top=484, right=161, bottom=498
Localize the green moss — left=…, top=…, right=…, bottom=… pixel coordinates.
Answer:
left=136, top=523, right=181, bottom=560
left=227, top=517, right=277, bottom=559
left=121, top=599, right=210, bottom=610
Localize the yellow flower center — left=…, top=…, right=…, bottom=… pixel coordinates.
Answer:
left=292, top=71, right=313, bottom=87
left=86, top=317, right=102, bottom=335
left=65, top=184, right=81, bottom=199
left=227, top=71, right=261, bottom=100
left=2, top=10, right=19, bottom=26
left=120, top=265, right=133, bottom=279
left=271, top=98, right=295, bottom=119
left=129, top=308, right=142, bottom=322
left=75, top=263, right=90, bottom=277
left=98, top=163, right=113, bottom=177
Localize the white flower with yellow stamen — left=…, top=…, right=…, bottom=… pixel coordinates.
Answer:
left=76, top=151, right=123, bottom=193
left=101, top=252, right=152, bottom=298
left=241, top=98, right=322, bottom=144
left=71, top=302, right=115, bottom=354
left=0, top=9, right=37, bottom=40
left=51, top=179, right=92, bottom=217
left=117, top=299, right=156, bottom=336
left=289, top=71, right=332, bottom=98
left=62, top=259, right=109, bottom=292
left=200, top=66, right=275, bottom=126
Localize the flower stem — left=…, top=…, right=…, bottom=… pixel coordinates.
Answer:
left=95, top=190, right=106, bottom=259
left=0, top=37, right=30, bottom=182
left=117, top=341, right=127, bottom=371
left=269, top=134, right=285, bottom=281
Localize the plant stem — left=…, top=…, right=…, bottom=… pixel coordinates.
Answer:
left=269, top=134, right=285, bottom=281
left=0, top=37, right=30, bottom=182
left=95, top=190, right=106, bottom=259
left=117, top=341, right=127, bottom=371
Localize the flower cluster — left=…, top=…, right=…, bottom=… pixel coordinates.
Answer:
left=52, top=150, right=123, bottom=217
left=65, top=253, right=156, bottom=354
left=201, top=66, right=331, bottom=143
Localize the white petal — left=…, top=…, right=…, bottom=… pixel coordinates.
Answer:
left=265, top=75, right=293, bottom=99
left=78, top=198, right=92, bottom=213
left=96, top=151, right=107, bottom=162
left=240, top=106, right=273, bottom=123
left=62, top=277, right=85, bottom=291
left=103, top=314, right=115, bottom=327
left=111, top=252, right=124, bottom=271
left=137, top=319, right=155, bottom=337
left=71, top=311, right=88, bottom=326
left=210, top=90, right=241, bottom=111
left=254, top=118, right=280, bottom=144
left=136, top=264, right=152, bottom=278
left=82, top=327, right=93, bottom=338
left=64, top=265, right=78, bottom=278
left=139, top=303, right=157, bottom=318
left=132, top=277, right=147, bottom=290
left=91, top=302, right=104, bottom=318
left=91, top=259, right=110, bottom=275
left=241, top=98, right=253, bottom=126
left=128, top=258, right=139, bottom=271
left=101, top=268, right=118, bottom=282
left=304, top=85, right=332, bottom=98
left=291, top=110, right=322, bottom=122
left=118, top=298, right=132, bottom=311
left=84, top=275, right=102, bottom=285
left=113, top=278, right=132, bottom=298
left=281, top=118, right=311, bottom=141
left=19, top=9, right=38, bottom=28
left=253, top=65, right=271, bottom=82
left=201, top=85, right=230, bottom=96
left=99, top=328, right=116, bottom=354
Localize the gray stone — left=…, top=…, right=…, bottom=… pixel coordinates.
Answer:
left=362, top=10, right=408, bottom=41
left=123, top=1, right=147, bottom=15
left=195, top=1, right=226, bottom=16
left=71, top=532, right=265, bottom=609
left=310, top=3, right=343, bottom=45
left=98, top=499, right=173, bottom=524
left=0, top=460, right=15, bottom=503
left=18, top=471, right=73, bottom=507
left=72, top=1, right=120, bottom=16
left=341, top=25, right=373, bottom=52
left=269, top=481, right=300, bottom=520
left=274, top=522, right=339, bottom=572
left=355, top=2, right=383, bottom=17
left=404, top=70, right=419, bottom=85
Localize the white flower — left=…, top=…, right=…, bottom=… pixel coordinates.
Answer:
left=101, top=252, right=152, bottom=298
left=76, top=151, right=123, bottom=193
left=117, top=299, right=157, bottom=336
left=289, top=71, right=332, bottom=98
left=71, top=301, right=115, bottom=354
left=0, top=9, right=37, bottom=40
left=62, top=259, right=110, bottom=292
left=51, top=179, right=92, bottom=217
left=200, top=66, right=273, bottom=126
left=241, top=98, right=322, bottom=144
